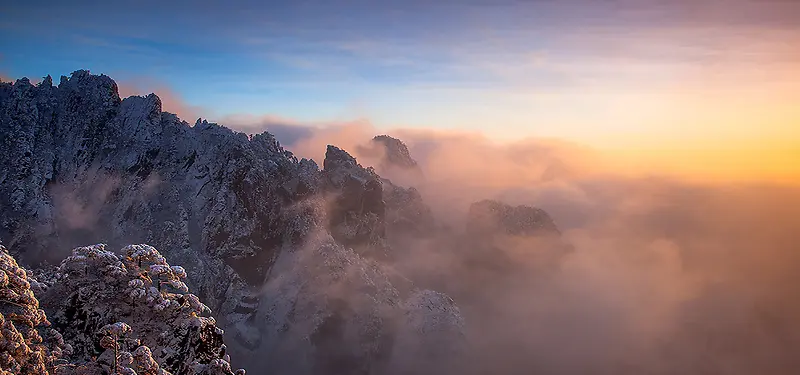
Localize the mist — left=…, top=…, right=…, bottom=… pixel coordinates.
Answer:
left=242, top=120, right=800, bottom=374
left=3, top=0, right=799, bottom=370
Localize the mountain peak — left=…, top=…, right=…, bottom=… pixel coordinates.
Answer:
left=356, top=134, right=420, bottom=172
left=324, top=144, right=358, bottom=170
left=372, top=135, right=418, bottom=168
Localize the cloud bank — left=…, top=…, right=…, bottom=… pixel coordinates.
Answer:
left=221, top=118, right=800, bottom=374
left=52, top=78, right=796, bottom=373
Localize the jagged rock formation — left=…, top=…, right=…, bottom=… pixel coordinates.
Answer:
left=355, top=135, right=424, bottom=193
left=0, top=71, right=325, bottom=363
left=320, top=143, right=436, bottom=252
left=0, top=245, right=67, bottom=375
left=357, top=135, right=419, bottom=171
left=352, top=135, right=435, bottom=238
left=321, top=145, right=435, bottom=260
left=334, top=135, right=435, bottom=240
left=322, top=145, right=387, bottom=253
left=0, top=71, right=466, bottom=374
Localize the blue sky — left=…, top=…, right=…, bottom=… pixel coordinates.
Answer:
left=2, top=0, right=799, bottom=146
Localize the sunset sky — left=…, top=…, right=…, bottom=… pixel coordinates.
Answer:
left=2, top=0, right=798, bottom=182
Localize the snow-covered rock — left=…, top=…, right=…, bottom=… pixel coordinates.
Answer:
left=36, top=244, right=244, bottom=375
left=0, top=71, right=325, bottom=365
left=0, top=71, right=467, bottom=374
left=0, top=244, right=67, bottom=375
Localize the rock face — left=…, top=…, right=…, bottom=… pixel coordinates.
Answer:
left=322, top=145, right=387, bottom=252
left=0, top=71, right=466, bottom=374
left=321, top=145, right=435, bottom=257
left=356, top=135, right=424, bottom=192
left=0, top=70, right=325, bottom=362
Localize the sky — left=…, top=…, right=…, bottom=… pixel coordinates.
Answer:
left=1, top=0, right=799, bottom=182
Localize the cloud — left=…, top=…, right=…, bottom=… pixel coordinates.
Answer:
left=217, top=114, right=321, bottom=144
left=231, top=119, right=800, bottom=373
left=251, top=123, right=611, bottom=226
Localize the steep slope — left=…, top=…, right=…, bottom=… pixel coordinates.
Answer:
left=322, top=145, right=387, bottom=253
left=0, top=71, right=324, bottom=351
left=0, top=71, right=465, bottom=374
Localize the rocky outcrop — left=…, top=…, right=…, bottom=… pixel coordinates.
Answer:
left=321, top=145, right=436, bottom=255
left=357, top=135, right=419, bottom=171
left=467, top=199, right=561, bottom=237
left=460, top=199, right=567, bottom=276
left=322, top=145, right=387, bottom=252
left=356, top=135, right=424, bottom=193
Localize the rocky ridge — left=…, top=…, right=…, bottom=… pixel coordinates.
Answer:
left=0, top=71, right=472, bottom=373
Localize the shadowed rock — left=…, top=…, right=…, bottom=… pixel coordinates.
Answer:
left=322, top=145, right=387, bottom=250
